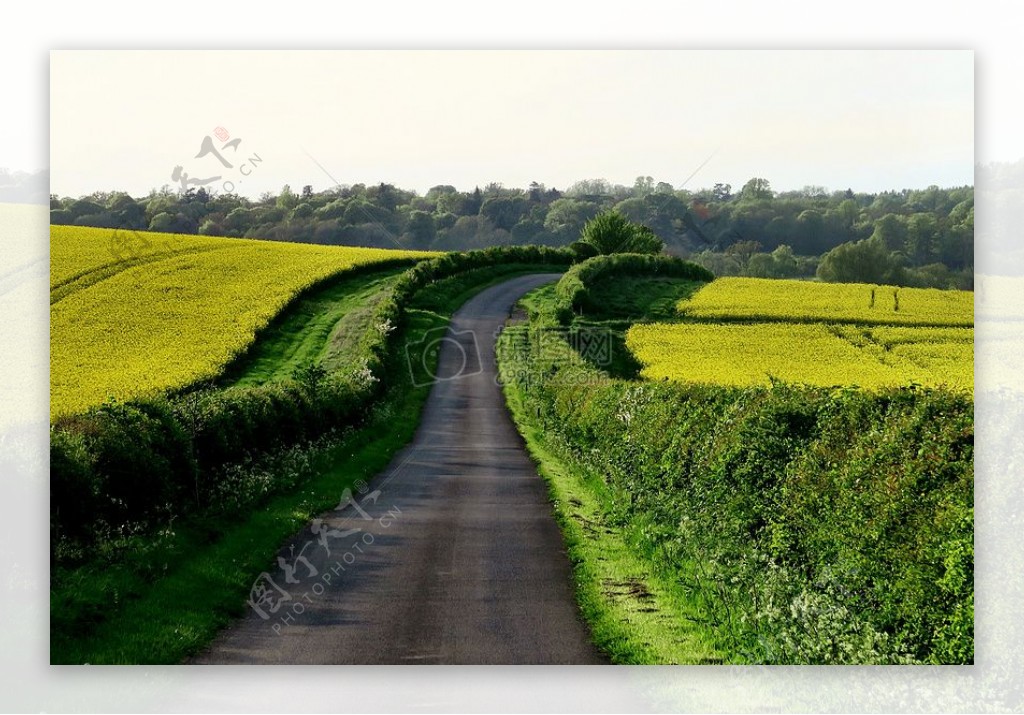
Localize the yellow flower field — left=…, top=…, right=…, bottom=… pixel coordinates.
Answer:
left=626, top=276, right=974, bottom=392
left=50, top=225, right=229, bottom=289
left=51, top=226, right=431, bottom=419
left=626, top=322, right=973, bottom=391
left=679, top=277, right=973, bottom=327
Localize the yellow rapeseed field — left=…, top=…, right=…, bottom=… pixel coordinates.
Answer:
left=627, top=323, right=905, bottom=388
left=679, top=277, right=973, bottom=326
left=626, top=277, right=974, bottom=392
left=51, top=226, right=431, bottom=419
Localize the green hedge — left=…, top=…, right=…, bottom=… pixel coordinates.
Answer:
left=553, top=253, right=714, bottom=323
left=51, top=245, right=574, bottom=557
left=500, top=325, right=973, bottom=664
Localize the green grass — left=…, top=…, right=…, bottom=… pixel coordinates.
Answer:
left=51, top=262, right=565, bottom=664
left=502, top=370, right=724, bottom=664
left=219, top=266, right=408, bottom=386
left=504, top=278, right=725, bottom=663
left=583, top=275, right=703, bottom=321
left=51, top=403, right=419, bottom=664
left=521, top=276, right=703, bottom=380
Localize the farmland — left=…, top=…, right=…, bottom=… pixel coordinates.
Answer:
left=50, top=226, right=430, bottom=418
left=626, top=277, right=973, bottom=392
left=48, top=218, right=973, bottom=666
left=679, top=276, right=973, bottom=326
left=627, top=322, right=973, bottom=391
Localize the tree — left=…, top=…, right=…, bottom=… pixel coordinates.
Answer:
left=425, top=185, right=457, bottom=202
left=712, top=183, right=732, bottom=202
left=277, top=185, right=298, bottom=211
left=739, top=177, right=773, bottom=202
left=770, top=244, right=799, bottom=277
left=906, top=213, right=939, bottom=264
left=633, top=175, right=655, bottom=197
left=794, top=209, right=826, bottom=254
left=566, top=178, right=612, bottom=197
left=543, top=198, right=600, bottom=241
left=480, top=196, right=528, bottom=231
left=290, top=203, right=314, bottom=220
left=871, top=213, right=908, bottom=252
left=148, top=212, right=178, bottom=233
left=403, top=210, right=436, bottom=250
left=816, top=236, right=902, bottom=284
left=725, top=240, right=763, bottom=268
left=746, top=252, right=776, bottom=278
left=578, top=211, right=664, bottom=255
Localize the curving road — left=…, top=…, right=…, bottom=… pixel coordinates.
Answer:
left=191, top=273, right=605, bottom=664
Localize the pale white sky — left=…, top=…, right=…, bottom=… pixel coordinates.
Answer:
left=48, top=50, right=974, bottom=198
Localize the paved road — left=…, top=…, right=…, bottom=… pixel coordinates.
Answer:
left=192, top=274, right=605, bottom=664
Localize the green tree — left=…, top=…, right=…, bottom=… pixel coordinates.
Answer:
left=739, top=177, right=773, bottom=201
left=148, top=212, right=177, bottom=233
left=276, top=185, right=298, bottom=211
left=906, top=213, right=939, bottom=264
left=871, top=213, right=908, bottom=252
left=770, top=244, right=799, bottom=277
left=578, top=211, right=663, bottom=255
left=544, top=198, right=600, bottom=241
left=816, top=236, right=902, bottom=284
left=480, top=196, right=528, bottom=231
left=404, top=210, right=436, bottom=250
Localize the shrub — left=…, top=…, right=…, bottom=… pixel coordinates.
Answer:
left=554, top=253, right=715, bottom=323
left=579, top=211, right=664, bottom=255
left=500, top=322, right=973, bottom=663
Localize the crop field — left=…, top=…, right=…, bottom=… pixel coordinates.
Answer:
left=626, top=322, right=973, bottom=390
left=51, top=226, right=430, bottom=419
left=626, top=277, right=974, bottom=392
left=50, top=226, right=233, bottom=292
left=679, top=277, right=973, bottom=326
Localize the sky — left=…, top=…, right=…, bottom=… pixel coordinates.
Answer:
left=46, top=50, right=975, bottom=199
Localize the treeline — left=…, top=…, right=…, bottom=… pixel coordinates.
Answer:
left=50, top=176, right=973, bottom=288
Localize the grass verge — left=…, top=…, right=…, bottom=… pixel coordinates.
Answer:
left=218, top=265, right=409, bottom=386
left=501, top=371, right=724, bottom=664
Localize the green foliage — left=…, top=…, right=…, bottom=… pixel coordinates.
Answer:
left=52, top=179, right=973, bottom=277
left=579, top=211, right=664, bottom=255
left=553, top=253, right=714, bottom=323
left=817, top=235, right=905, bottom=284
left=499, top=295, right=973, bottom=664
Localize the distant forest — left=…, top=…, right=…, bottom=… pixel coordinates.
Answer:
left=50, top=175, right=974, bottom=289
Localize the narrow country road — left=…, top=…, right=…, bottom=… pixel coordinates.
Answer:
left=191, top=274, right=605, bottom=664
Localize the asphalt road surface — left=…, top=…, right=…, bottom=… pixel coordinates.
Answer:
left=192, top=273, right=605, bottom=664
